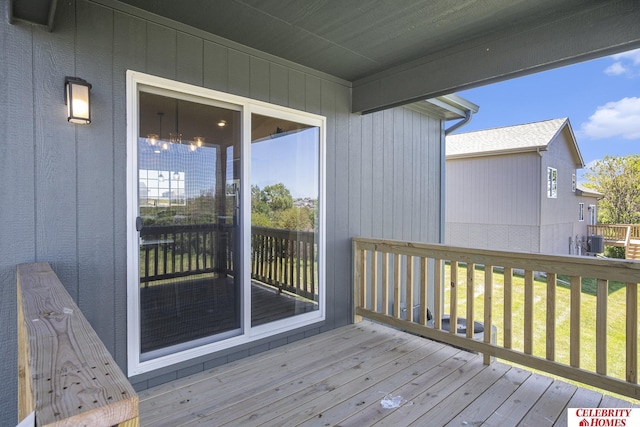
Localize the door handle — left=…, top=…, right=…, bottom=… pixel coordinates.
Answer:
left=136, top=216, right=144, bottom=232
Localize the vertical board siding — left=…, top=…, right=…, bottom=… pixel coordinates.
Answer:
left=270, top=63, right=289, bottom=106
left=177, top=32, right=204, bottom=86
left=332, top=81, right=352, bottom=328
left=360, top=114, right=373, bottom=237
left=203, top=42, right=228, bottom=92
left=320, top=77, right=337, bottom=331
left=34, top=0, right=79, bottom=296
left=76, top=0, right=116, bottom=352
left=1, top=1, right=444, bottom=421
left=113, top=9, right=147, bottom=369
left=287, top=69, right=306, bottom=111
left=228, top=50, right=250, bottom=97
left=249, top=57, right=270, bottom=102
left=1, top=3, right=36, bottom=423
left=146, top=22, right=177, bottom=79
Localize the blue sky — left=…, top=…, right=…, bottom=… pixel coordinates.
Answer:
left=455, top=48, right=640, bottom=178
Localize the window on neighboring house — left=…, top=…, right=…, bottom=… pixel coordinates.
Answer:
left=572, top=173, right=576, bottom=192
left=547, top=167, right=557, bottom=198
left=579, top=203, right=584, bottom=221
left=589, top=204, right=597, bottom=225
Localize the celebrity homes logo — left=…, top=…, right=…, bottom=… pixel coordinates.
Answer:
left=568, top=408, right=639, bottom=427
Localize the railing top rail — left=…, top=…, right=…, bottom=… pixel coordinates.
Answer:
left=353, top=237, right=640, bottom=283
left=17, top=262, right=138, bottom=426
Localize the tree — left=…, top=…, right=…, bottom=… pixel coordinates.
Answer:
left=262, top=183, right=293, bottom=212
left=583, top=155, right=640, bottom=224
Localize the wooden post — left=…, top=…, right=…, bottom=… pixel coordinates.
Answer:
left=434, top=259, right=442, bottom=329
left=466, top=263, right=475, bottom=339
left=382, top=252, right=389, bottom=315
left=450, top=261, right=458, bottom=335
left=484, top=265, right=493, bottom=365
left=626, top=282, right=637, bottom=384
left=393, top=253, right=401, bottom=319
left=371, top=251, right=378, bottom=313
left=406, top=256, right=414, bottom=322
left=353, top=241, right=363, bottom=323
left=596, top=279, right=608, bottom=375
left=570, top=275, right=581, bottom=368
left=524, top=270, right=534, bottom=355
left=546, top=273, right=556, bottom=361
left=503, top=267, right=512, bottom=349
left=420, top=257, right=428, bottom=325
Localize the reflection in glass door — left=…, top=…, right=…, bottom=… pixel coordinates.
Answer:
left=250, top=113, right=320, bottom=326
left=137, top=92, right=241, bottom=358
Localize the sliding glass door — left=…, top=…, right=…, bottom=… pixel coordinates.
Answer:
left=136, top=91, right=242, bottom=359
left=127, top=71, right=325, bottom=374
left=250, top=113, right=320, bottom=326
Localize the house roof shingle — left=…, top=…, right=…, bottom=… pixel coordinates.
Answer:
left=446, top=118, right=570, bottom=158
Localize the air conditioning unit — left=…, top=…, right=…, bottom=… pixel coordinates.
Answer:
left=588, top=235, right=604, bottom=254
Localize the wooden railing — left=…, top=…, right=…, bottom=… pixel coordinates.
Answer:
left=140, top=224, right=317, bottom=300
left=353, top=238, right=640, bottom=400
left=587, top=224, right=632, bottom=245
left=251, top=226, right=317, bottom=301
left=18, top=263, right=138, bottom=426
left=140, top=223, right=233, bottom=284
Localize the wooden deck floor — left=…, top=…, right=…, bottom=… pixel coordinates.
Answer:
left=139, top=321, right=637, bottom=426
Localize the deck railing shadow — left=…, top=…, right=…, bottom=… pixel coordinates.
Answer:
left=353, top=238, right=640, bottom=400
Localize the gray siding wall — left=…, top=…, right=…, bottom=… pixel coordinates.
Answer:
left=540, top=128, right=582, bottom=254
left=445, top=152, right=541, bottom=252
left=0, top=1, right=443, bottom=423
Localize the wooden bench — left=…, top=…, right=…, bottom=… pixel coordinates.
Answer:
left=17, top=262, right=138, bottom=426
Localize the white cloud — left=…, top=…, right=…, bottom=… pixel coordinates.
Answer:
left=605, top=48, right=640, bottom=77
left=611, top=48, right=640, bottom=65
left=581, top=97, right=640, bottom=140
left=604, top=62, right=628, bottom=76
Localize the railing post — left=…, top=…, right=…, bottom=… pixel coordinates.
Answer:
left=382, top=252, right=389, bottom=315
left=406, top=256, right=414, bottom=322
left=546, top=272, right=556, bottom=361
left=353, top=240, right=363, bottom=323
left=419, top=257, right=428, bottom=325
left=503, top=267, right=512, bottom=349
left=484, top=265, right=493, bottom=365
left=434, top=259, right=442, bottom=329
left=570, top=275, right=581, bottom=368
left=524, top=270, right=534, bottom=355
left=450, top=261, right=458, bottom=335
left=394, top=254, right=401, bottom=319
left=466, top=263, right=475, bottom=339
left=596, top=279, right=608, bottom=375
left=626, top=282, right=637, bottom=384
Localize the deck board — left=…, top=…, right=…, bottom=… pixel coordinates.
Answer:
left=139, top=321, right=637, bottom=426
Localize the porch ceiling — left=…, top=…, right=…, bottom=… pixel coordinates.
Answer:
left=113, top=0, right=640, bottom=112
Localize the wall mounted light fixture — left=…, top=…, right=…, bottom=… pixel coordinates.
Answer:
left=65, top=77, right=92, bottom=124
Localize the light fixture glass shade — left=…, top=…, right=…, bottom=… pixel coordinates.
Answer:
left=65, top=77, right=91, bottom=124
left=147, top=134, right=159, bottom=146
left=169, top=132, right=182, bottom=144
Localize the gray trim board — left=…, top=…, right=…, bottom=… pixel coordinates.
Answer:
left=352, top=0, right=640, bottom=113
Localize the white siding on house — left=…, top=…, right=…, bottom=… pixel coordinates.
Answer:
left=445, top=152, right=541, bottom=251
left=539, top=127, right=583, bottom=254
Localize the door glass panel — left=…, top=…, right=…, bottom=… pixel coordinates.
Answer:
left=138, top=92, right=241, bottom=357
left=250, top=113, right=320, bottom=326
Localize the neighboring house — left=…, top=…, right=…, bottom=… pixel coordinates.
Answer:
left=445, top=118, right=600, bottom=255
left=3, top=1, right=639, bottom=424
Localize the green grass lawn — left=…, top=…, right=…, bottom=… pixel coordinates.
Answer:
left=442, top=263, right=639, bottom=389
